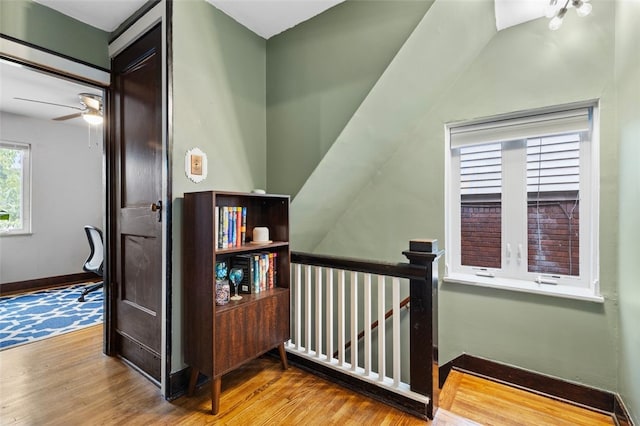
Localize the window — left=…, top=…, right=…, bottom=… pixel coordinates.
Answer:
left=445, top=103, right=600, bottom=301
left=0, top=142, right=31, bottom=235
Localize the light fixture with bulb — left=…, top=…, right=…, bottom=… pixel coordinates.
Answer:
left=82, top=109, right=103, bottom=125
left=547, top=0, right=592, bottom=30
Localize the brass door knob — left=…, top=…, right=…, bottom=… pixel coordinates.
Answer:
left=151, top=200, right=162, bottom=222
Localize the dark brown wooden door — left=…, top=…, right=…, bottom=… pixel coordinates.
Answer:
left=111, top=24, right=162, bottom=382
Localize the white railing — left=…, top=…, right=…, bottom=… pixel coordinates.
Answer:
left=286, top=251, right=439, bottom=419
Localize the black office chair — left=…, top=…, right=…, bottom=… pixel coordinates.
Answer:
left=78, top=225, right=104, bottom=302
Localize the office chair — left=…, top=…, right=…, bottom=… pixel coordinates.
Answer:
left=78, top=225, right=104, bottom=302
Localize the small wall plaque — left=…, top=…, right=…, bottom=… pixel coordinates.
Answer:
left=185, top=147, right=207, bottom=183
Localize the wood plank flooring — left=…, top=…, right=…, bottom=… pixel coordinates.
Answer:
left=437, top=370, right=615, bottom=426
left=0, top=325, right=616, bottom=425
left=0, top=325, right=423, bottom=425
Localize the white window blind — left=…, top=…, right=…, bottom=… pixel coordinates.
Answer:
left=450, top=108, right=590, bottom=149
left=460, top=135, right=581, bottom=197
left=460, top=143, right=501, bottom=195
left=527, top=135, right=580, bottom=193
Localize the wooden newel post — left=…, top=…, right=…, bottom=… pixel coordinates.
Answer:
left=403, top=239, right=442, bottom=419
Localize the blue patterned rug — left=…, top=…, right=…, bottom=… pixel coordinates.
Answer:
left=0, top=284, right=103, bottom=350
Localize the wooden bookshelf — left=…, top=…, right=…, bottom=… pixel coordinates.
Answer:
left=182, top=191, right=290, bottom=414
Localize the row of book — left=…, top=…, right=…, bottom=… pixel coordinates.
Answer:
left=215, top=206, right=246, bottom=249
left=233, top=252, right=277, bottom=294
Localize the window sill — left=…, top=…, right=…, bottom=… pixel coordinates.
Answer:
left=443, top=273, right=604, bottom=303
left=0, top=231, right=32, bottom=237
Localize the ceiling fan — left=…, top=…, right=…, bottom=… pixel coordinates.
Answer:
left=14, top=93, right=103, bottom=125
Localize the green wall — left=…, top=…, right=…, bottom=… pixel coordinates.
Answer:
left=3, top=0, right=637, bottom=417
left=270, top=0, right=624, bottom=394
left=615, top=0, right=640, bottom=422
left=170, top=0, right=267, bottom=370
left=0, top=0, right=109, bottom=69
left=435, top=7, right=618, bottom=391
left=266, top=0, right=433, bottom=198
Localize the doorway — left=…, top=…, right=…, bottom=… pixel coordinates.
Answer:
left=0, top=56, right=107, bottom=345
left=2, top=7, right=170, bottom=394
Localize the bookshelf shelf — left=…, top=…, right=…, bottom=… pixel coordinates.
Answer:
left=182, top=190, right=290, bottom=415
left=213, top=287, right=289, bottom=315
left=215, top=241, right=289, bottom=255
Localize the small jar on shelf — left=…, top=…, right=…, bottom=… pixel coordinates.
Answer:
left=215, top=262, right=230, bottom=305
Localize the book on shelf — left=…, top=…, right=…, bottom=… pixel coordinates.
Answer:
left=229, top=209, right=235, bottom=248
left=235, top=207, right=241, bottom=247
left=231, top=251, right=277, bottom=294
left=268, top=252, right=275, bottom=289
left=217, top=206, right=247, bottom=249
left=252, top=253, right=262, bottom=293
left=232, top=254, right=255, bottom=294
left=214, top=206, right=220, bottom=248
left=241, top=207, right=247, bottom=246
left=221, top=207, right=228, bottom=249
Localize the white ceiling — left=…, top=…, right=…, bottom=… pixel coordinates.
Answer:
left=1, top=0, right=546, bottom=124
left=495, top=0, right=547, bottom=31
left=206, top=0, right=346, bottom=39
left=0, top=58, right=103, bottom=126
left=34, top=0, right=149, bottom=33
left=33, top=0, right=547, bottom=38
left=33, top=0, right=348, bottom=37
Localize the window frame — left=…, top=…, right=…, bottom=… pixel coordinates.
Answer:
left=0, top=141, right=32, bottom=236
left=444, top=102, right=601, bottom=302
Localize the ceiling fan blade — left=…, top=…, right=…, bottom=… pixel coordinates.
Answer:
left=14, top=97, right=82, bottom=110
left=53, top=112, right=83, bottom=121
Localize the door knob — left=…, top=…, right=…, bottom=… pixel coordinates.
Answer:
left=151, top=200, right=162, bottom=222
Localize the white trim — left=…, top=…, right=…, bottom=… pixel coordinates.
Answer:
left=284, top=343, right=429, bottom=405
left=588, top=103, right=601, bottom=297
left=0, top=38, right=109, bottom=86
left=443, top=273, right=604, bottom=303
left=184, top=147, right=208, bottom=183
left=444, top=125, right=454, bottom=276
left=108, top=2, right=163, bottom=58
left=0, top=142, right=31, bottom=236
left=444, top=102, right=600, bottom=299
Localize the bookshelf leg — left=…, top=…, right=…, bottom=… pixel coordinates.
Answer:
left=187, top=368, right=199, bottom=396
left=278, top=342, right=288, bottom=370
left=211, top=376, right=221, bottom=415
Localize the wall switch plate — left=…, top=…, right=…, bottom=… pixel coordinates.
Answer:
left=185, top=147, right=207, bottom=183
left=191, top=154, right=203, bottom=175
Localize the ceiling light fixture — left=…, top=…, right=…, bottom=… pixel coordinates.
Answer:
left=547, top=0, right=592, bottom=30
left=82, top=109, right=103, bottom=125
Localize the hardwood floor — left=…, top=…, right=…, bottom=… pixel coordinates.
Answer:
left=0, top=325, right=616, bottom=425
left=437, top=370, right=615, bottom=426
left=0, top=325, right=423, bottom=425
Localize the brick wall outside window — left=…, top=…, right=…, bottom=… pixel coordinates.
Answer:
left=461, top=202, right=501, bottom=269
left=527, top=200, right=580, bottom=276
left=461, top=199, right=580, bottom=276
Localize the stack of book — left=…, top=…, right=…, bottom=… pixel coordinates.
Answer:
left=215, top=206, right=246, bottom=249
left=232, top=252, right=277, bottom=294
